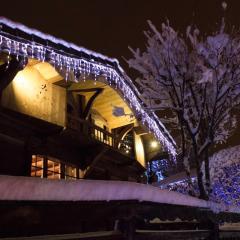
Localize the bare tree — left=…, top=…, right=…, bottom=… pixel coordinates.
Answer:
left=127, top=16, right=240, bottom=199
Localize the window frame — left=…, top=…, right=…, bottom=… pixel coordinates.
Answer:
left=31, top=155, right=82, bottom=180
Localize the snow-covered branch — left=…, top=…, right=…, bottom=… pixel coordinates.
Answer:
left=128, top=17, right=240, bottom=199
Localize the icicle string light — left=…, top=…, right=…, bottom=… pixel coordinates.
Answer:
left=0, top=19, right=176, bottom=158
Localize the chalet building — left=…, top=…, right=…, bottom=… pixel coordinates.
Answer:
left=0, top=19, right=240, bottom=240
left=0, top=18, right=176, bottom=183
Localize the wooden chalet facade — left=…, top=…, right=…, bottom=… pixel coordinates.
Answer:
left=0, top=18, right=240, bottom=240
left=0, top=18, right=176, bottom=183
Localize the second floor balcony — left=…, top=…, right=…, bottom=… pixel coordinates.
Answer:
left=67, top=114, right=133, bottom=156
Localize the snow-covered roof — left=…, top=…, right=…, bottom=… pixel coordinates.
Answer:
left=0, top=175, right=239, bottom=214
left=0, top=17, right=176, bottom=157
left=154, top=169, right=197, bottom=187
left=0, top=175, right=206, bottom=206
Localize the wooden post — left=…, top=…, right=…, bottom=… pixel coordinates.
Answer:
left=67, top=88, right=103, bottom=120
left=23, top=141, right=32, bottom=176
left=22, top=136, right=30, bottom=176
left=127, top=218, right=136, bottom=240
left=209, top=220, right=219, bottom=240
left=43, top=156, right=48, bottom=178
left=60, top=163, right=65, bottom=179
left=118, top=218, right=136, bottom=240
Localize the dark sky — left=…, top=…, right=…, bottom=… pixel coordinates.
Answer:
left=1, top=0, right=240, bottom=72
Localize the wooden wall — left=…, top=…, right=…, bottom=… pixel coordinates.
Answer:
left=1, top=65, right=66, bottom=126
left=134, top=132, right=146, bottom=167
left=0, top=134, right=26, bottom=176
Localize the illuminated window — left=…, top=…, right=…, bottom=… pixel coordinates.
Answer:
left=31, top=155, right=44, bottom=178
left=31, top=155, right=81, bottom=180
left=79, top=169, right=85, bottom=179
left=119, top=131, right=135, bottom=158
left=65, top=165, right=77, bottom=180
left=47, top=159, right=61, bottom=179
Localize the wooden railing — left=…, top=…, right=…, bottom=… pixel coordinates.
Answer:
left=67, top=115, right=122, bottom=149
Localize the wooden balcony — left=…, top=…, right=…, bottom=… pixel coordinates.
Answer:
left=0, top=107, right=144, bottom=180
left=67, top=115, right=125, bottom=151
left=66, top=115, right=146, bottom=180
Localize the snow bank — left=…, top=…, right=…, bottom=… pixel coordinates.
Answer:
left=0, top=175, right=209, bottom=208
left=1, top=175, right=239, bottom=213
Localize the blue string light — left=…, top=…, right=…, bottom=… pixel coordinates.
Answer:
left=164, top=162, right=240, bottom=206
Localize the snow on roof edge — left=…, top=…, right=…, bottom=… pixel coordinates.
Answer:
left=0, top=17, right=176, bottom=152
left=1, top=175, right=240, bottom=214
left=0, top=17, right=120, bottom=67
left=2, top=174, right=240, bottom=215
left=0, top=175, right=208, bottom=208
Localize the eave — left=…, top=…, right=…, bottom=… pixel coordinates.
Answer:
left=0, top=17, right=176, bottom=157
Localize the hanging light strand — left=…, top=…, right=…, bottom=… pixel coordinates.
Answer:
left=0, top=33, right=176, bottom=158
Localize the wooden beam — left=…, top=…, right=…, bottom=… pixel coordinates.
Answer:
left=68, top=88, right=104, bottom=119
left=67, top=91, right=78, bottom=115
left=69, top=88, right=104, bottom=93
left=84, top=146, right=109, bottom=178
left=82, top=88, right=103, bottom=119
left=115, top=124, right=134, bottom=148
left=133, top=126, right=148, bottom=136
left=0, top=56, right=27, bottom=92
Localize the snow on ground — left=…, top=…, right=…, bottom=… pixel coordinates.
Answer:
left=0, top=175, right=239, bottom=214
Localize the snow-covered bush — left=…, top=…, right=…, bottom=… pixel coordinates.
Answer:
left=164, top=146, right=240, bottom=206
left=209, top=146, right=240, bottom=206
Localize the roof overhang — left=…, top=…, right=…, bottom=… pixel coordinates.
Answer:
left=0, top=17, right=176, bottom=157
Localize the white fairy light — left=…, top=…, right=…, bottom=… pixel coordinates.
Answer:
left=222, top=1, right=227, bottom=10
left=31, top=42, right=35, bottom=58
left=5, top=39, right=12, bottom=69
left=0, top=20, right=176, bottom=158
left=15, top=41, right=20, bottom=60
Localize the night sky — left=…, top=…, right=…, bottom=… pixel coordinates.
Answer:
left=1, top=0, right=240, bottom=148
left=1, top=0, right=240, bottom=73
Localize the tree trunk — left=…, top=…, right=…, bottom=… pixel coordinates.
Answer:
left=183, top=153, right=195, bottom=197
left=195, top=153, right=208, bottom=200
left=185, top=166, right=195, bottom=197
left=180, top=124, right=195, bottom=196
left=204, top=148, right=211, bottom=196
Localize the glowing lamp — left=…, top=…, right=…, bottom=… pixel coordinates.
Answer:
left=151, top=141, right=158, bottom=148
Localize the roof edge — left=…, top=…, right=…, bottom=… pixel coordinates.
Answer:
left=0, top=17, right=176, bottom=157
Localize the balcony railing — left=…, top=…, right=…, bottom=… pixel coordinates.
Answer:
left=67, top=115, right=124, bottom=149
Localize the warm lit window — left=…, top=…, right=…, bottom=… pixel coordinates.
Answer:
left=31, top=155, right=81, bottom=180
left=31, top=155, right=44, bottom=178
left=47, top=159, right=61, bottom=179
left=65, top=165, right=77, bottom=180
left=79, top=169, right=85, bottom=179
left=119, top=131, right=135, bottom=158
